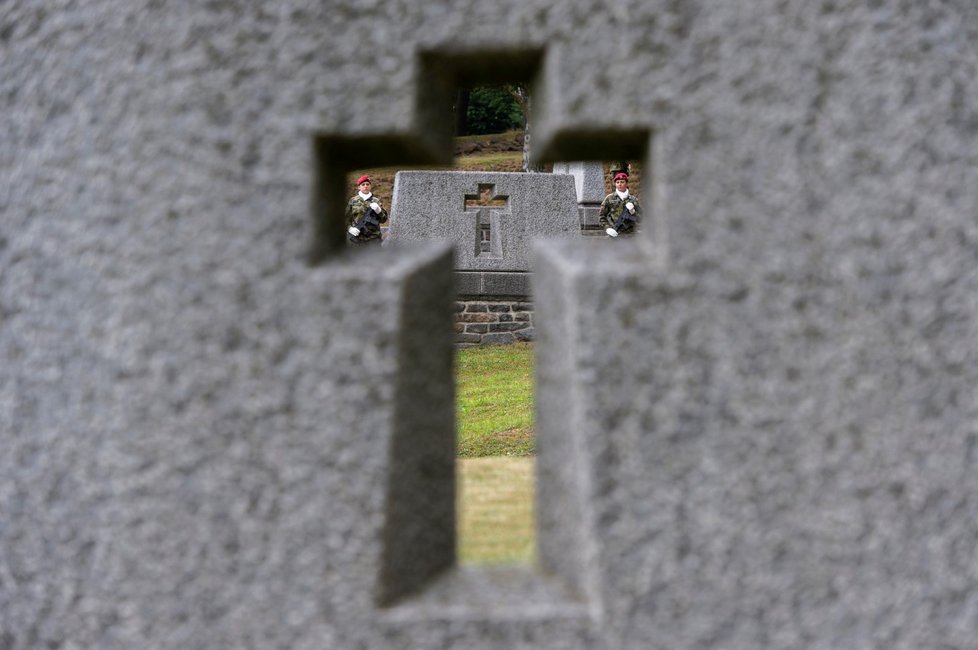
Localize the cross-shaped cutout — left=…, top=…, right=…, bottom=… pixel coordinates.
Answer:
left=309, top=47, right=654, bottom=264
left=312, top=48, right=656, bottom=632
left=463, top=184, right=510, bottom=258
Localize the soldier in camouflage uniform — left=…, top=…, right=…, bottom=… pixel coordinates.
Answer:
left=345, top=175, right=388, bottom=244
left=598, top=171, right=641, bottom=237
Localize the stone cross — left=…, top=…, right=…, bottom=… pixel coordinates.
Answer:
left=463, top=184, right=510, bottom=258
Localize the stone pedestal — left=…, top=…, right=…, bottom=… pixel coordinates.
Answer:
left=386, top=171, right=579, bottom=282
left=552, top=161, right=606, bottom=234
left=387, top=170, right=580, bottom=343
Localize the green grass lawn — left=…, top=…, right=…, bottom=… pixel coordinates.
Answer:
left=457, top=457, right=535, bottom=564
left=455, top=342, right=537, bottom=564
left=456, top=342, right=535, bottom=458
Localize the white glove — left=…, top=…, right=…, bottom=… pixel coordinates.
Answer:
left=348, top=226, right=361, bottom=237
left=605, top=227, right=619, bottom=238
left=625, top=201, right=635, bottom=214
left=369, top=202, right=381, bottom=212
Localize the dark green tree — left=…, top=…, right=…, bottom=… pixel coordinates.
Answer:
left=463, top=86, right=523, bottom=135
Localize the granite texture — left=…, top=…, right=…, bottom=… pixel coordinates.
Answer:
left=386, top=171, right=579, bottom=271
left=3, top=0, right=978, bottom=648
left=552, top=161, right=606, bottom=204
left=535, top=236, right=978, bottom=649
left=454, top=271, right=531, bottom=299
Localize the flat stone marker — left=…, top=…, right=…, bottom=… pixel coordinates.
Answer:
left=386, top=171, right=579, bottom=298
left=552, top=161, right=607, bottom=232
left=387, top=171, right=579, bottom=270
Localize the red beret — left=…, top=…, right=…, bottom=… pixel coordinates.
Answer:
left=356, top=175, right=371, bottom=185
left=613, top=172, right=629, bottom=181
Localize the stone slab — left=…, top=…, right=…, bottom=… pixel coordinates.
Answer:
left=534, top=237, right=978, bottom=649
left=454, top=270, right=484, bottom=297
left=579, top=205, right=604, bottom=231
left=386, top=171, right=579, bottom=272
left=552, top=161, right=606, bottom=204
left=454, top=271, right=532, bottom=299
left=4, top=1, right=978, bottom=648
left=480, top=271, right=531, bottom=298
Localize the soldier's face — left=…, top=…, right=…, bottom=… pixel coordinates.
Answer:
left=615, top=179, right=628, bottom=191
left=359, top=181, right=371, bottom=193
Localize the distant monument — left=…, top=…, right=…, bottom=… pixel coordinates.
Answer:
left=552, top=161, right=607, bottom=234
left=386, top=170, right=579, bottom=344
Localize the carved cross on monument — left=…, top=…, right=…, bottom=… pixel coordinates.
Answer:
left=463, top=183, right=510, bottom=258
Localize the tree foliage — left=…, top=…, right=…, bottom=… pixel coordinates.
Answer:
left=462, top=86, right=524, bottom=135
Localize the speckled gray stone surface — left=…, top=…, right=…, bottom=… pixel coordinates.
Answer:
left=553, top=161, right=608, bottom=231
left=386, top=171, right=579, bottom=271
left=3, top=0, right=978, bottom=648
left=552, top=161, right=606, bottom=205
left=534, top=228, right=978, bottom=649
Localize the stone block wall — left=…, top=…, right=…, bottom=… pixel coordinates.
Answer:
left=454, top=300, right=534, bottom=346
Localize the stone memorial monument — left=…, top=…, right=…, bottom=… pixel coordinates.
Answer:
left=2, top=1, right=977, bottom=649
left=386, top=170, right=579, bottom=344
left=551, top=161, right=607, bottom=234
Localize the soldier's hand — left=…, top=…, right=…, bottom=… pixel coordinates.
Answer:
left=348, top=226, right=361, bottom=237
left=625, top=201, right=635, bottom=214
left=370, top=202, right=381, bottom=212
left=606, top=227, right=619, bottom=238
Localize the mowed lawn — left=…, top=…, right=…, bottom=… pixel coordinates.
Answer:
left=455, top=342, right=536, bottom=564
left=456, top=342, right=535, bottom=458
left=457, top=456, right=535, bottom=564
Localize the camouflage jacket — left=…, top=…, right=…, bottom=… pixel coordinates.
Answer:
left=344, top=193, right=388, bottom=242
left=598, top=192, right=641, bottom=231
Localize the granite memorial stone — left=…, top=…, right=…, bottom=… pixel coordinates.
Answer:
left=551, top=161, right=607, bottom=233
left=2, top=0, right=977, bottom=648
left=386, top=170, right=579, bottom=299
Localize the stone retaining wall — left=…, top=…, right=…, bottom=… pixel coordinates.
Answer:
left=454, top=300, right=534, bottom=346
